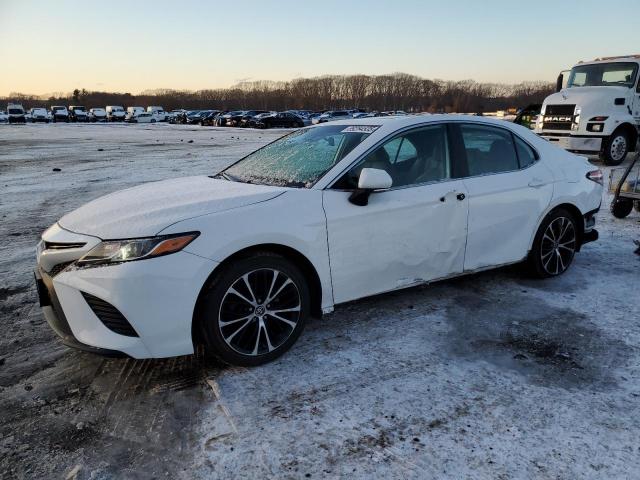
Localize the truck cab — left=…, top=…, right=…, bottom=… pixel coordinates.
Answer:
left=535, top=55, right=640, bottom=165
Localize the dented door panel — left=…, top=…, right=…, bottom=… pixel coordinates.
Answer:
left=323, top=181, right=469, bottom=304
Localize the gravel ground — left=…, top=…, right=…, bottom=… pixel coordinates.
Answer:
left=1, top=123, right=639, bottom=479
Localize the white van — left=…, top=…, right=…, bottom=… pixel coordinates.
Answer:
left=106, top=106, right=126, bottom=122
left=7, top=103, right=26, bottom=123
left=125, top=106, right=145, bottom=122
left=146, top=106, right=167, bottom=122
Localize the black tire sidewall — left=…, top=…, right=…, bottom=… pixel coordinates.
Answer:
left=611, top=199, right=633, bottom=218
left=602, top=132, right=629, bottom=166
left=199, top=253, right=310, bottom=366
left=528, top=208, right=578, bottom=278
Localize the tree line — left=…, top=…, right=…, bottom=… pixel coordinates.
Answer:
left=3, top=73, right=553, bottom=113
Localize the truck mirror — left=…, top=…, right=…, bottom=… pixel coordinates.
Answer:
left=556, top=73, right=564, bottom=92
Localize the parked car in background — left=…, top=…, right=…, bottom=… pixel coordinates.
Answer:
left=106, top=105, right=126, bottom=122
left=235, top=110, right=270, bottom=127
left=255, top=111, right=304, bottom=129
left=68, top=106, right=88, bottom=122
left=184, top=110, right=205, bottom=124
left=214, top=110, right=246, bottom=127
left=239, top=111, right=275, bottom=128
left=126, top=106, right=145, bottom=122
left=166, top=109, right=186, bottom=123
left=0, top=110, right=8, bottom=123
left=199, top=110, right=222, bottom=126
left=128, top=112, right=160, bottom=123
left=50, top=106, right=69, bottom=123
left=223, top=111, right=250, bottom=127
left=29, top=107, right=50, bottom=123
left=312, top=110, right=353, bottom=124
left=34, top=115, right=602, bottom=365
left=88, top=108, right=107, bottom=122
left=7, top=103, right=26, bottom=123
left=146, top=106, right=167, bottom=122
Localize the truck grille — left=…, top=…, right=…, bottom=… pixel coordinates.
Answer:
left=81, top=292, right=139, bottom=337
left=542, top=104, right=576, bottom=131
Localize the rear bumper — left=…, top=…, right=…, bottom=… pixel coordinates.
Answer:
left=539, top=133, right=604, bottom=154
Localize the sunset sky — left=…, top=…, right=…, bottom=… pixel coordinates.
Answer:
left=1, top=0, right=638, bottom=96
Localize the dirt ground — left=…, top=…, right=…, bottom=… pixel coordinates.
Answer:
left=1, top=123, right=639, bottom=479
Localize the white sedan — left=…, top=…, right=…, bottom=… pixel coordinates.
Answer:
left=35, top=116, right=602, bottom=365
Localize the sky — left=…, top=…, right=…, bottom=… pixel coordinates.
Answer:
left=1, top=0, right=638, bottom=96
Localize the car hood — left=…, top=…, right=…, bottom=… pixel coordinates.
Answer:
left=58, top=176, right=286, bottom=239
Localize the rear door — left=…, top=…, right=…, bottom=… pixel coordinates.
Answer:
left=453, top=123, right=554, bottom=271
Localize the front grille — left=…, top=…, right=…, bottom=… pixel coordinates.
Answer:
left=542, top=120, right=572, bottom=131
left=542, top=104, right=575, bottom=131
left=81, top=292, right=139, bottom=337
left=49, top=261, right=73, bottom=277
left=545, top=104, right=575, bottom=115
left=44, top=241, right=86, bottom=250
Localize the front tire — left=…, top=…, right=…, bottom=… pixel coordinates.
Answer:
left=198, top=252, right=310, bottom=366
left=601, top=131, right=629, bottom=166
left=527, top=209, right=578, bottom=278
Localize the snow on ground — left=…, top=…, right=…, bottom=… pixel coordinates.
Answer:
left=1, top=123, right=639, bottom=479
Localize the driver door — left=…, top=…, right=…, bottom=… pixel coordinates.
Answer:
left=322, top=124, right=469, bottom=304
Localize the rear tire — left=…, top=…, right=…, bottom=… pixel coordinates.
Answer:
left=527, top=209, right=578, bottom=278
left=601, top=131, right=629, bottom=166
left=611, top=198, right=633, bottom=218
left=198, top=252, right=310, bottom=366
left=634, top=200, right=640, bottom=213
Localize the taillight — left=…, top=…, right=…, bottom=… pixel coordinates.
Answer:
left=586, top=169, right=603, bottom=185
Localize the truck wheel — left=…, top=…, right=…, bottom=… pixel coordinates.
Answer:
left=611, top=199, right=633, bottom=218
left=634, top=200, right=640, bottom=213
left=601, top=131, right=629, bottom=166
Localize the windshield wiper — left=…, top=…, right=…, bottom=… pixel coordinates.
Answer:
left=213, top=172, right=241, bottom=182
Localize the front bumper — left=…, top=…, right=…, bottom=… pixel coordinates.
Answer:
left=35, top=268, right=127, bottom=357
left=538, top=133, right=604, bottom=154
left=36, top=225, right=218, bottom=358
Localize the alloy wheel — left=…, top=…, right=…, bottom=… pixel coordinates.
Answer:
left=540, top=216, right=576, bottom=275
left=218, top=268, right=301, bottom=356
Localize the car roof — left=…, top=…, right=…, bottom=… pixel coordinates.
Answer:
left=316, top=113, right=519, bottom=135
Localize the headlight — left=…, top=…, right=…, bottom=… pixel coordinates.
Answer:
left=77, top=232, right=199, bottom=266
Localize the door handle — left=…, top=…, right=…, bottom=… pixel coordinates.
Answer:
left=440, top=191, right=466, bottom=202
left=528, top=178, right=546, bottom=188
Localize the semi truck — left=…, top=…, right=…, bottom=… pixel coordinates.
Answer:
left=535, top=55, right=640, bottom=165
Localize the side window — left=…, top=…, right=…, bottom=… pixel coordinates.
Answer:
left=334, top=125, right=450, bottom=189
left=460, top=125, right=519, bottom=176
left=396, top=138, right=418, bottom=163
left=514, top=136, right=538, bottom=168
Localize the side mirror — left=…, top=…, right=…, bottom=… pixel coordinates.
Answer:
left=349, top=168, right=392, bottom=206
left=555, top=73, right=564, bottom=93
left=358, top=168, right=393, bottom=190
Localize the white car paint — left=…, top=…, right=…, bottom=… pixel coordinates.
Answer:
left=36, top=115, right=602, bottom=360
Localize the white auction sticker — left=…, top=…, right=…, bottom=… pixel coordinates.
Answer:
left=341, top=125, right=380, bottom=133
